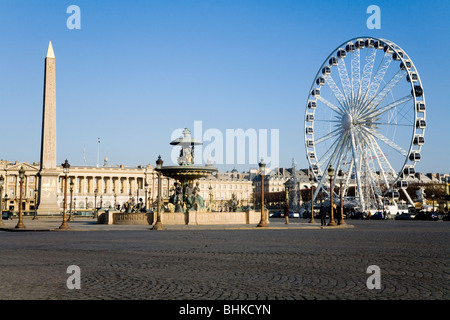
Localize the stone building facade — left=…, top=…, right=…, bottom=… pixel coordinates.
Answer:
left=0, top=160, right=253, bottom=215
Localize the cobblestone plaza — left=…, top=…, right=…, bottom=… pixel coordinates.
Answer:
left=0, top=219, right=448, bottom=301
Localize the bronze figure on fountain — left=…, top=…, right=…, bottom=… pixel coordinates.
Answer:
left=157, top=128, right=218, bottom=213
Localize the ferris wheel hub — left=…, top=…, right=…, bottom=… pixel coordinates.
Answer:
left=341, top=113, right=353, bottom=131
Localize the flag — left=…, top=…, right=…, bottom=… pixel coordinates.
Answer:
left=98, top=137, right=101, bottom=144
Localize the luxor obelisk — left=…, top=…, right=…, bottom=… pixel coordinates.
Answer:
left=37, top=42, right=60, bottom=215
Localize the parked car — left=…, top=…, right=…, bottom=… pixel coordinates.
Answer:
left=414, top=212, right=438, bottom=221
left=289, top=211, right=300, bottom=218
left=369, top=212, right=384, bottom=220
left=395, top=212, right=416, bottom=220
left=269, top=211, right=300, bottom=218
left=349, top=212, right=367, bottom=219
left=269, top=211, right=282, bottom=218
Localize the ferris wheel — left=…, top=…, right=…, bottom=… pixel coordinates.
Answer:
left=304, top=37, right=426, bottom=211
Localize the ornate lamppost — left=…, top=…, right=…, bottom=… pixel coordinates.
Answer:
left=284, top=187, right=289, bottom=225
left=59, top=159, right=70, bottom=230
left=309, top=175, right=316, bottom=223
left=33, top=188, right=38, bottom=220
left=144, top=183, right=148, bottom=211
left=15, top=166, right=26, bottom=229
left=432, top=194, right=435, bottom=213
left=338, top=169, right=346, bottom=225
left=257, top=158, right=268, bottom=227
left=93, top=189, right=98, bottom=219
left=69, top=181, right=74, bottom=221
left=152, top=155, right=165, bottom=230
left=328, top=165, right=337, bottom=226
left=0, top=175, right=4, bottom=226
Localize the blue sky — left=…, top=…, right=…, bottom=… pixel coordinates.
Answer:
left=0, top=0, right=448, bottom=173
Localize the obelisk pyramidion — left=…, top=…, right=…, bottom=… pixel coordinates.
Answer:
left=37, top=41, right=60, bottom=215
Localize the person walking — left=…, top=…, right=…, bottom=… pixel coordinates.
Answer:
left=320, top=203, right=326, bottom=226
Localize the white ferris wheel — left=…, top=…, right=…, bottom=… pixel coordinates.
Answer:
left=304, top=37, right=426, bottom=211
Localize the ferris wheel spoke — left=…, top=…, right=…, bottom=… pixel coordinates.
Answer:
left=363, top=126, right=408, bottom=157
left=366, top=121, right=413, bottom=128
left=358, top=133, right=385, bottom=200
left=316, top=95, right=345, bottom=116
left=363, top=53, right=393, bottom=106
left=342, top=156, right=354, bottom=196
left=363, top=94, right=413, bottom=120
left=332, top=132, right=351, bottom=196
left=315, top=127, right=343, bottom=145
left=357, top=47, right=377, bottom=106
left=313, top=133, right=347, bottom=200
left=324, top=74, right=349, bottom=112
left=317, top=132, right=344, bottom=167
left=362, top=160, right=379, bottom=206
left=357, top=69, right=407, bottom=118
left=350, top=128, right=366, bottom=210
left=337, top=58, right=352, bottom=106
left=314, top=120, right=341, bottom=123
left=351, top=49, right=361, bottom=107
left=370, top=69, right=406, bottom=108
left=369, top=134, right=398, bottom=177
left=366, top=134, right=393, bottom=189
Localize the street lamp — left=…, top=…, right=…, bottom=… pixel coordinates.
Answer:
left=93, top=189, right=98, bottom=219
left=144, top=183, right=148, bottom=211
left=309, top=175, right=316, bottom=223
left=15, top=166, right=26, bottom=229
left=59, top=159, right=70, bottom=230
left=328, top=165, right=337, bottom=226
left=338, top=169, right=346, bottom=225
left=33, top=189, right=38, bottom=220
left=257, top=158, right=268, bottom=227
left=432, top=194, right=435, bottom=213
left=69, top=181, right=74, bottom=221
left=0, top=175, right=4, bottom=226
left=284, top=187, right=289, bottom=225
left=152, top=155, right=165, bottom=230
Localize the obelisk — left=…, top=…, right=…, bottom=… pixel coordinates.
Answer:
left=37, top=42, right=60, bottom=215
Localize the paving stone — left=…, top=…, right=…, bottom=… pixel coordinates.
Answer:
left=0, top=219, right=448, bottom=300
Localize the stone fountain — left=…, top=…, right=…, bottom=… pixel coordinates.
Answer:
left=106, top=128, right=261, bottom=226
left=159, top=128, right=218, bottom=213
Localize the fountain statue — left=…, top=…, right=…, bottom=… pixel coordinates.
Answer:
left=157, top=128, right=218, bottom=212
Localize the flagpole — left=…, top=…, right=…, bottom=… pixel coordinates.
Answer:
left=97, top=138, right=100, bottom=168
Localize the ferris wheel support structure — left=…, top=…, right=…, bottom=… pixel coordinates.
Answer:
left=305, top=37, right=426, bottom=212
